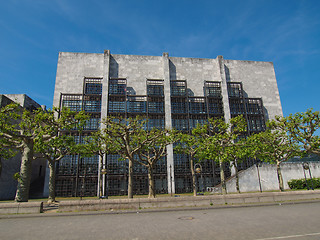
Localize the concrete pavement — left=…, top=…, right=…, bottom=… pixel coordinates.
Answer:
left=1, top=202, right=320, bottom=240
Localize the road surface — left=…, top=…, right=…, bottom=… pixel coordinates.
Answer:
left=1, top=202, right=320, bottom=240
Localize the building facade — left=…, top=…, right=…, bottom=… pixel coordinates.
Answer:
left=51, top=51, right=283, bottom=197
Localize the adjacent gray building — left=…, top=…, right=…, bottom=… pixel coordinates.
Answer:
left=0, top=94, right=46, bottom=200
left=52, top=50, right=283, bottom=197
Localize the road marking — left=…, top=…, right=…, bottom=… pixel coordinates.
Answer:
left=255, top=232, right=320, bottom=240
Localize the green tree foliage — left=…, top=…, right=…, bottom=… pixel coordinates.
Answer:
left=135, top=128, right=177, bottom=198
left=34, top=107, right=88, bottom=203
left=81, top=130, right=118, bottom=198
left=0, top=103, right=42, bottom=202
left=246, top=125, right=300, bottom=191
left=0, top=103, right=87, bottom=202
left=226, top=137, right=248, bottom=193
left=175, top=125, right=206, bottom=196
left=198, top=116, right=247, bottom=194
left=273, top=109, right=320, bottom=156
left=100, top=116, right=146, bottom=198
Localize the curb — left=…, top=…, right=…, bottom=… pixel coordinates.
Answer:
left=1, top=199, right=320, bottom=219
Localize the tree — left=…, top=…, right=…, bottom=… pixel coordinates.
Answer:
left=0, top=103, right=88, bottom=202
left=199, top=116, right=247, bottom=194
left=226, top=137, right=248, bottom=193
left=135, top=128, right=177, bottom=198
left=34, top=107, right=88, bottom=203
left=100, top=116, right=146, bottom=198
left=0, top=103, right=41, bottom=202
left=273, top=109, right=320, bottom=156
left=81, top=130, right=117, bottom=198
left=247, top=125, right=300, bottom=191
left=175, top=125, right=206, bottom=196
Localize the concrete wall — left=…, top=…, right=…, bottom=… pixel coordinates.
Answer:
left=53, top=52, right=104, bottom=107
left=53, top=51, right=282, bottom=119
left=110, top=54, right=163, bottom=96
left=224, top=60, right=283, bottom=120
left=169, top=57, right=220, bottom=96
left=225, top=162, right=320, bottom=193
left=0, top=154, right=20, bottom=200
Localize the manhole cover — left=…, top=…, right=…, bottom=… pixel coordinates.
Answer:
left=178, top=216, right=194, bottom=220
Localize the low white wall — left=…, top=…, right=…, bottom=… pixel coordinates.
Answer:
left=226, top=162, right=320, bottom=193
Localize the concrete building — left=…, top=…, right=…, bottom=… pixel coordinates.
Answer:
left=0, top=94, right=46, bottom=200
left=52, top=50, right=283, bottom=197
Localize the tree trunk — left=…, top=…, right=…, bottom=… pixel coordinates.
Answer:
left=15, top=141, right=34, bottom=202
left=219, top=158, right=227, bottom=195
left=276, top=162, right=284, bottom=192
left=147, top=164, right=156, bottom=198
left=234, top=160, right=240, bottom=193
left=48, top=160, right=56, bottom=203
left=190, top=157, right=197, bottom=196
left=128, top=158, right=133, bottom=198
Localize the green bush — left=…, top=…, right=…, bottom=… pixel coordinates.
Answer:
left=288, top=178, right=320, bottom=190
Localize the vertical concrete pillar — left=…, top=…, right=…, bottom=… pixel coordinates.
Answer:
left=216, top=56, right=231, bottom=122
left=217, top=56, right=234, bottom=175
left=98, top=50, right=110, bottom=197
left=163, top=52, right=175, bottom=194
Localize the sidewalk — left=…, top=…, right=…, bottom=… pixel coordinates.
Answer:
left=1, top=189, right=320, bottom=217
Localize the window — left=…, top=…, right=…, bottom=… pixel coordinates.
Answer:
left=148, top=101, right=164, bottom=113
left=148, top=117, right=165, bottom=130
left=107, top=155, right=127, bottom=174
left=147, top=80, right=164, bottom=96
left=247, top=115, right=266, bottom=132
left=62, top=99, right=82, bottom=111
left=84, top=100, right=101, bottom=112
left=189, top=117, right=207, bottom=129
left=227, top=82, right=243, bottom=98
left=208, top=98, right=223, bottom=114
left=84, top=118, right=100, bottom=130
left=108, top=101, right=125, bottom=112
left=189, top=97, right=206, bottom=114
left=171, top=98, right=187, bottom=113
left=205, top=81, right=222, bottom=97
left=127, top=96, right=147, bottom=113
left=79, top=155, right=99, bottom=175
left=109, top=79, right=126, bottom=95
left=172, top=117, right=189, bottom=131
left=171, top=81, right=187, bottom=96
left=245, top=98, right=263, bottom=115
left=173, top=153, right=189, bottom=172
left=229, top=99, right=246, bottom=115
left=58, top=155, right=79, bottom=175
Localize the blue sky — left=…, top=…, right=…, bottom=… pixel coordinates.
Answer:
left=0, top=0, right=319, bottom=116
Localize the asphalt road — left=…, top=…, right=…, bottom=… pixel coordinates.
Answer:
left=1, top=202, right=320, bottom=240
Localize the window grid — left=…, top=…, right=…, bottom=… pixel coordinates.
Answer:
left=171, top=97, right=188, bottom=113
left=147, top=80, right=164, bottom=96
left=172, top=114, right=189, bottom=131
left=189, top=97, right=207, bottom=114
left=205, top=81, right=222, bottom=97
left=208, top=98, right=224, bottom=114
left=127, top=96, right=147, bottom=113
left=170, top=81, right=187, bottom=96
left=227, top=82, right=243, bottom=98
left=245, top=98, right=263, bottom=115
left=109, top=79, right=127, bottom=95
left=61, top=94, right=82, bottom=112
left=84, top=78, right=102, bottom=95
